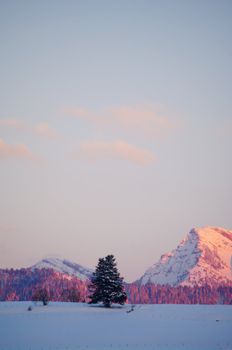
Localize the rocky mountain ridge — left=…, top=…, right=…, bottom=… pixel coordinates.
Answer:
left=139, top=227, right=232, bottom=287
left=32, top=257, right=93, bottom=281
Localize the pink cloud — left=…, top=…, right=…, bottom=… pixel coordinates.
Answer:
left=64, top=105, right=176, bottom=138
left=63, top=107, right=92, bottom=119
left=77, top=140, right=155, bottom=165
left=0, top=119, right=59, bottom=140
left=34, top=122, right=59, bottom=139
left=108, top=106, right=175, bottom=136
left=0, top=119, right=25, bottom=130
left=0, top=138, right=36, bottom=160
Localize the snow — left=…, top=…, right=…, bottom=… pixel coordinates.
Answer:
left=187, top=227, right=232, bottom=285
left=32, top=257, right=93, bottom=281
left=140, top=229, right=201, bottom=285
left=140, top=227, right=232, bottom=286
left=27, top=227, right=232, bottom=287
left=0, top=302, right=231, bottom=350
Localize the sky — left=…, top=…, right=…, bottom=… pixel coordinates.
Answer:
left=0, top=0, right=232, bottom=282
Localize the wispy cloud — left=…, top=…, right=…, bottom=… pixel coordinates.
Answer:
left=34, top=122, right=59, bottom=139
left=107, top=106, right=175, bottom=136
left=64, top=107, right=91, bottom=119
left=0, top=119, right=25, bottom=130
left=0, top=118, right=59, bottom=140
left=64, top=105, right=177, bottom=138
left=0, top=138, right=36, bottom=160
left=76, top=140, right=155, bottom=165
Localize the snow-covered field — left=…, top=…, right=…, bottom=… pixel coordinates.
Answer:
left=0, top=302, right=231, bottom=350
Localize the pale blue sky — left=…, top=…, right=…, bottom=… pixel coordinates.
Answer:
left=0, top=0, right=231, bottom=281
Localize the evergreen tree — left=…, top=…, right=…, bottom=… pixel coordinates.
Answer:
left=88, top=254, right=127, bottom=307
left=32, top=287, right=50, bottom=305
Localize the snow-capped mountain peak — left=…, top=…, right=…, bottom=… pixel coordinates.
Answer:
left=32, top=257, right=93, bottom=281
left=139, top=227, right=232, bottom=287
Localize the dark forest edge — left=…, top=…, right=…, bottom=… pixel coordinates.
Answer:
left=0, top=267, right=231, bottom=304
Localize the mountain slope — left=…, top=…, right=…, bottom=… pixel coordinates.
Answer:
left=0, top=268, right=89, bottom=301
left=32, top=257, right=93, bottom=281
left=139, top=227, right=232, bottom=286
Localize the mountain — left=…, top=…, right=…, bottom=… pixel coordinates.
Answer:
left=139, top=227, right=232, bottom=287
left=1, top=227, right=232, bottom=304
left=32, top=257, right=93, bottom=281
left=0, top=268, right=89, bottom=302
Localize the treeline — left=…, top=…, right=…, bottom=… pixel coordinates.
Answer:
left=125, top=283, right=232, bottom=305
left=0, top=268, right=88, bottom=302
left=0, top=268, right=231, bottom=304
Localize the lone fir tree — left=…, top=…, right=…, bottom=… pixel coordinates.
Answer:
left=89, top=254, right=127, bottom=307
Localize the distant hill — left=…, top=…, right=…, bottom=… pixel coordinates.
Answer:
left=0, top=268, right=89, bottom=302
left=32, top=257, right=93, bottom=281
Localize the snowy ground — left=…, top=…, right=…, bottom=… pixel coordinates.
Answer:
left=0, top=302, right=231, bottom=350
